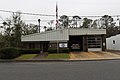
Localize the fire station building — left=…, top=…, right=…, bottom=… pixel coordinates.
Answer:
left=21, top=28, right=106, bottom=52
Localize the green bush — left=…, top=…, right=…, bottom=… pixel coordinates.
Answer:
left=59, top=48, right=69, bottom=53
left=48, top=48, right=69, bottom=53
left=19, top=49, right=41, bottom=54
left=0, top=47, right=20, bottom=59
left=48, top=48, right=57, bottom=53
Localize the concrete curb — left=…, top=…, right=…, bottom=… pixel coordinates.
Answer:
left=0, top=58, right=120, bottom=63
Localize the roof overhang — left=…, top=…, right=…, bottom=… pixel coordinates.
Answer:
left=21, top=28, right=106, bottom=42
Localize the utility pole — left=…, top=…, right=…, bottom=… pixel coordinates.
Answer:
left=56, top=2, right=59, bottom=53
left=38, top=19, right=41, bottom=33
left=117, top=16, right=120, bottom=30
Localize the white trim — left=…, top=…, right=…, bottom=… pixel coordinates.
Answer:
left=88, top=48, right=102, bottom=51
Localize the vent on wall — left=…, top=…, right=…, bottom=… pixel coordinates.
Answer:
left=113, top=40, right=115, bottom=44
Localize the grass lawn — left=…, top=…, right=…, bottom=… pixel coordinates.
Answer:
left=45, top=53, right=70, bottom=59
left=15, top=54, right=37, bottom=60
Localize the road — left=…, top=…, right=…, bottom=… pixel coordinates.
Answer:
left=0, top=60, right=120, bottom=80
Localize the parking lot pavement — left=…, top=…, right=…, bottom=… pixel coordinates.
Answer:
left=106, top=50, right=120, bottom=55
left=70, top=51, right=120, bottom=60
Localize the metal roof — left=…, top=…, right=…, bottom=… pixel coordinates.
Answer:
left=21, top=28, right=106, bottom=42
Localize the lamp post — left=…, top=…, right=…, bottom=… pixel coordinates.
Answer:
left=38, top=19, right=41, bottom=33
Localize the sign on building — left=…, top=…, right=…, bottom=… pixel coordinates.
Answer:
left=59, top=43, right=68, bottom=48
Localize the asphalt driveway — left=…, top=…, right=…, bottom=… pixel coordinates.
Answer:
left=70, top=51, right=120, bottom=60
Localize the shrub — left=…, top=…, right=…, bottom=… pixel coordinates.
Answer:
left=59, top=48, right=69, bottom=53
left=19, top=49, right=41, bottom=54
left=48, top=48, right=57, bottom=53
left=48, top=48, right=69, bottom=53
left=0, top=47, right=21, bottom=59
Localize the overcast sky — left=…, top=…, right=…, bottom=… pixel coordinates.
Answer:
left=0, top=0, right=120, bottom=26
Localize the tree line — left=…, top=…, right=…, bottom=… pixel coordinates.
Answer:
left=58, top=15, right=120, bottom=37
left=0, top=13, right=119, bottom=48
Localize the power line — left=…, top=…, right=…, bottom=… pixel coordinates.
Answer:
left=0, top=10, right=120, bottom=18
left=0, top=19, right=55, bottom=22
left=0, top=16, right=5, bottom=22
left=0, top=10, right=55, bottom=17
left=0, top=19, right=120, bottom=23
left=0, top=9, right=120, bottom=18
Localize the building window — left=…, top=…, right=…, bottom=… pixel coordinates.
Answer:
left=87, top=37, right=101, bottom=48
left=29, top=43, right=35, bottom=49
left=49, top=43, right=57, bottom=48
left=113, top=40, right=115, bottom=44
left=71, top=44, right=80, bottom=49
